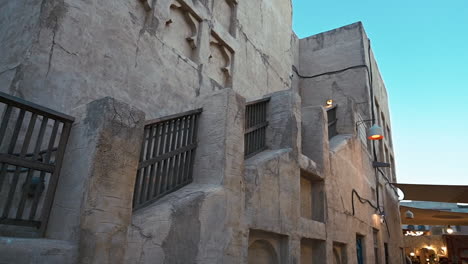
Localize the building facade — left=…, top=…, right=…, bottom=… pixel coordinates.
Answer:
left=401, top=201, right=468, bottom=263
left=0, top=0, right=403, bottom=263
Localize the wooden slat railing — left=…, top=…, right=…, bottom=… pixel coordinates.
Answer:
left=133, top=109, right=202, bottom=210
left=0, top=92, right=74, bottom=234
left=244, top=97, right=269, bottom=158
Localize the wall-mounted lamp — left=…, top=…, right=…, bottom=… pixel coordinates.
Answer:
left=356, top=119, right=384, bottom=141
left=410, top=252, right=415, bottom=257
left=325, top=99, right=333, bottom=108
left=379, top=212, right=385, bottom=223
left=367, top=124, right=384, bottom=140
left=446, top=226, right=454, bottom=234
left=405, top=210, right=414, bottom=219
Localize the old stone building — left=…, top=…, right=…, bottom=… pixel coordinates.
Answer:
left=0, top=0, right=403, bottom=263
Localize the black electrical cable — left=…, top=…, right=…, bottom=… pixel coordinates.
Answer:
left=352, top=189, right=379, bottom=215
left=352, top=189, right=391, bottom=236
left=292, top=64, right=369, bottom=79
left=377, top=168, right=399, bottom=195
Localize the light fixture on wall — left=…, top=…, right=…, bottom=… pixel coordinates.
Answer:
left=405, top=210, right=414, bottom=219
left=410, top=252, right=415, bottom=257
left=325, top=99, right=334, bottom=108
left=355, top=119, right=384, bottom=141
left=446, top=226, right=454, bottom=234
left=379, top=212, right=385, bottom=223
left=367, top=124, right=384, bottom=140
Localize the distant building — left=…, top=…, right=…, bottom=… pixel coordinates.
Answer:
left=0, top=0, right=402, bottom=263
left=402, top=201, right=468, bottom=263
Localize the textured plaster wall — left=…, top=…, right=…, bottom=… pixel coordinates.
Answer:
left=0, top=0, right=294, bottom=120
left=0, top=0, right=43, bottom=92
left=125, top=89, right=246, bottom=264
left=0, top=1, right=405, bottom=263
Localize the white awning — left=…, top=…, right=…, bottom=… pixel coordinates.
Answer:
left=394, top=183, right=468, bottom=203
left=400, top=205, right=468, bottom=225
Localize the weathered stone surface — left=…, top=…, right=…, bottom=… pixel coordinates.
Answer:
left=44, top=97, right=145, bottom=264
left=266, top=90, right=301, bottom=157
left=0, top=237, right=78, bottom=264
left=125, top=88, right=245, bottom=264
left=0, top=1, right=404, bottom=262
left=1, top=0, right=294, bottom=120
left=302, top=106, right=330, bottom=176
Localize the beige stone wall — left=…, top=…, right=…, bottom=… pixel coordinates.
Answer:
left=0, top=1, right=405, bottom=264
left=0, top=0, right=294, bottom=120
left=298, top=22, right=404, bottom=264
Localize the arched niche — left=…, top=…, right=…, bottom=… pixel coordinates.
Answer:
left=248, top=239, right=279, bottom=264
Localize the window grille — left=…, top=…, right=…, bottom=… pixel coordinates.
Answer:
left=0, top=92, right=74, bottom=234
left=327, top=106, right=337, bottom=139
left=244, top=98, right=269, bottom=158
left=133, top=109, right=201, bottom=210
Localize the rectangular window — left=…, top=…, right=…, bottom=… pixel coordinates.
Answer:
left=384, top=243, right=389, bottom=264
left=327, top=105, right=338, bottom=139
left=373, top=229, right=380, bottom=264
left=301, top=238, right=326, bottom=263
left=334, top=242, right=347, bottom=264
left=244, top=98, right=269, bottom=158
left=356, top=235, right=365, bottom=264
left=300, top=171, right=325, bottom=222
left=134, top=108, right=202, bottom=210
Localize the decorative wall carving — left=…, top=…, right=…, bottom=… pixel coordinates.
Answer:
left=164, top=0, right=201, bottom=61
left=207, top=32, right=234, bottom=86
left=138, top=0, right=153, bottom=11
left=213, top=0, right=237, bottom=36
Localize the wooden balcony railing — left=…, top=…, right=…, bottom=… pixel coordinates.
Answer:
left=133, top=109, right=201, bottom=210
left=0, top=92, right=74, bottom=234
left=244, top=98, right=269, bottom=158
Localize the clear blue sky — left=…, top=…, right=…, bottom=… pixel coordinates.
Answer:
left=292, top=0, right=468, bottom=185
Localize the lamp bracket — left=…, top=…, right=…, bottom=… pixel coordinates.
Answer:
left=355, top=119, right=375, bottom=130
left=373, top=161, right=390, bottom=168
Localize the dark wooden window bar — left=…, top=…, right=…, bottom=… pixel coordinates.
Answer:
left=244, top=97, right=270, bottom=158
left=133, top=108, right=202, bottom=211
left=327, top=105, right=338, bottom=139
left=0, top=92, right=74, bottom=235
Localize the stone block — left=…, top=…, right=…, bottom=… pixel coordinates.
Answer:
left=266, top=90, right=301, bottom=157
left=0, top=237, right=78, bottom=264
left=301, top=106, right=330, bottom=176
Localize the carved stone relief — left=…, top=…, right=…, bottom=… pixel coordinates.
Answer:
left=213, top=0, right=237, bottom=36
left=138, top=0, right=153, bottom=11
left=164, top=0, right=201, bottom=61
left=207, top=32, right=234, bottom=86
